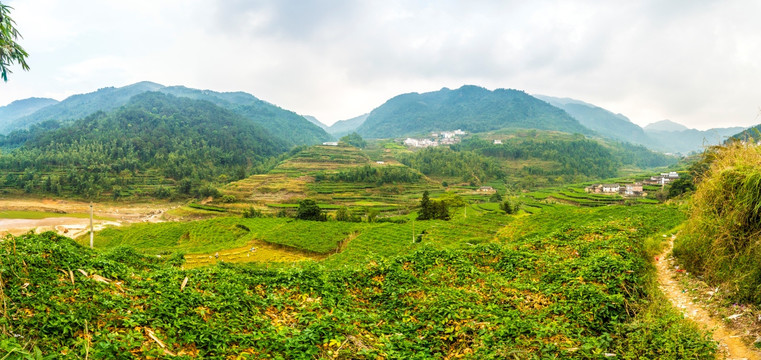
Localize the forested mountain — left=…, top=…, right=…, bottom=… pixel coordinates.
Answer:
left=232, top=103, right=332, bottom=147
left=0, top=92, right=288, bottom=198
left=159, top=86, right=332, bottom=146
left=327, top=113, right=369, bottom=137
left=0, top=97, right=59, bottom=133
left=535, top=95, right=651, bottom=145
left=356, top=86, right=592, bottom=139
left=1, top=82, right=332, bottom=146
left=4, top=81, right=164, bottom=134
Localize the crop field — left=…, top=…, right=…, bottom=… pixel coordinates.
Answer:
left=0, top=203, right=716, bottom=358
left=79, top=217, right=368, bottom=257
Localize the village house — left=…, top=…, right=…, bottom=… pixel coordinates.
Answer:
left=624, top=183, right=644, bottom=196
left=478, top=186, right=496, bottom=193
left=322, top=141, right=338, bottom=146
left=602, top=184, right=620, bottom=193
left=493, top=139, right=502, bottom=144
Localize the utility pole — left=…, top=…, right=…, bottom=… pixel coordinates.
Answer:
left=412, top=219, right=415, bottom=243
left=89, top=203, right=94, bottom=249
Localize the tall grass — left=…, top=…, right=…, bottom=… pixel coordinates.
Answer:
left=673, top=142, right=761, bottom=303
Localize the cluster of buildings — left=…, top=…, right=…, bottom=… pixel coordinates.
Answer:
left=404, top=129, right=467, bottom=148
left=585, top=183, right=646, bottom=196
left=644, top=172, right=680, bottom=186
left=585, top=172, right=680, bottom=197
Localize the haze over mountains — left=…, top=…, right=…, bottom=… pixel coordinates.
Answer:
left=0, top=82, right=750, bottom=155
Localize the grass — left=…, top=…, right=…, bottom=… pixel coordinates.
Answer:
left=674, top=142, right=761, bottom=304
left=0, top=210, right=111, bottom=220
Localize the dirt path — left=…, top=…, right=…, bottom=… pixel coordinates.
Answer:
left=657, top=235, right=761, bottom=360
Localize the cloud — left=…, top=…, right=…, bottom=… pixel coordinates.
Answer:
left=1, top=0, right=760, bottom=129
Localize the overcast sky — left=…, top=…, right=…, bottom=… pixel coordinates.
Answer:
left=1, top=0, right=759, bottom=129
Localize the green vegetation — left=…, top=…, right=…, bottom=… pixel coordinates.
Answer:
left=1, top=203, right=716, bottom=358
left=338, top=132, right=367, bottom=148
left=399, top=147, right=504, bottom=185
left=674, top=142, right=761, bottom=303
left=319, top=164, right=423, bottom=185
left=83, top=217, right=362, bottom=255
left=417, top=191, right=450, bottom=220
left=296, top=199, right=327, bottom=222
left=356, top=85, right=591, bottom=138
left=0, top=2, right=29, bottom=82
left=0, top=92, right=287, bottom=199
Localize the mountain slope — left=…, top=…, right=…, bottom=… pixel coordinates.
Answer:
left=356, top=86, right=592, bottom=139
left=327, top=113, right=368, bottom=137
left=0, top=97, right=59, bottom=133
left=303, top=115, right=329, bottom=130
left=3, top=82, right=331, bottom=146
left=159, top=86, right=332, bottom=146
left=535, top=95, right=650, bottom=145
left=5, top=81, right=165, bottom=133
left=0, top=92, right=288, bottom=197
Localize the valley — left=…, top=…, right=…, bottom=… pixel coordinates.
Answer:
left=0, top=81, right=759, bottom=358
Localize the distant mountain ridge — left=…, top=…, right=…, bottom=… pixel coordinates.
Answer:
left=536, top=94, right=746, bottom=154
left=0, top=82, right=331, bottom=146
left=535, top=95, right=651, bottom=145
left=327, top=113, right=368, bottom=137
left=644, top=120, right=689, bottom=132
left=0, top=98, right=60, bottom=133
left=356, top=85, right=591, bottom=139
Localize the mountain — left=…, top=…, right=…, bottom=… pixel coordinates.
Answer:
left=356, top=86, right=592, bottom=139
left=0, top=92, right=288, bottom=197
left=644, top=120, right=689, bottom=132
left=729, top=125, right=761, bottom=141
left=2, top=82, right=332, bottom=146
left=0, top=97, right=59, bottom=133
left=3, top=81, right=165, bottom=134
left=327, top=113, right=368, bottom=138
left=158, top=86, right=331, bottom=146
left=534, top=95, right=650, bottom=145
left=645, top=127, right=746, bottom=154
left=303, top=115, right=328, bottom=130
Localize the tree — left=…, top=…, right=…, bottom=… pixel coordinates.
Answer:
left=0, top=3, right=30, bottom=81
left=296, top=199, right=326, bottom=221
left=339, top=132, right=367, bottom=148
left=418, top=191, right=434, bottom=220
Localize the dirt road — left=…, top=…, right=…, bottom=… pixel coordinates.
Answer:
left=656, top=235, right=761, bottom=360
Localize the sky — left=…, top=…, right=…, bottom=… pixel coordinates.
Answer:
left=1, top=0, right=760, bottom=130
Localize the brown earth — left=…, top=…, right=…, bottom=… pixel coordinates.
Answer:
left=657, top=235, right=761, bottom=360
left=0, top=198, right=177, bottom=237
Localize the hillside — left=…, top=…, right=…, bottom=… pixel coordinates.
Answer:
left=674, top=142, right=761, bottom=304
left=356, top=85, right=592, bottom=139
left=0, top=92, right=288, bottom=198
left=4, top=81, right=165, bottom=133
left=3, top=82, right=332, bottom=146
left=327, top=113, right=369, bottom=137
left=160, top=86, right=332, bottom=146
left=0, top=97, right=59, bottom=133
left=535, top=95, right=651, bottom=145
left=303, top=115, right=329, bottom=130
